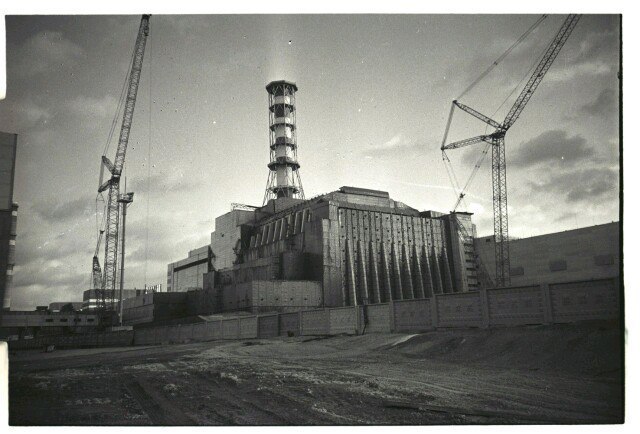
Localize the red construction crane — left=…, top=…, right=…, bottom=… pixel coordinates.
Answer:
left=95, top=15, right=150, bottom=313
left=441, top=14, right=581, bottom=287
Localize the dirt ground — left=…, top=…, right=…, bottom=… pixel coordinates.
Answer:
left=8, top=321, right=623, bottom=425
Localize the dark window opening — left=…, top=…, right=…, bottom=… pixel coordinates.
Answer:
left=549, top=259, right=567, bottom=272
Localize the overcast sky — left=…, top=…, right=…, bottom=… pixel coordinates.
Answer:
left=0, top=14, right=619, bottom=309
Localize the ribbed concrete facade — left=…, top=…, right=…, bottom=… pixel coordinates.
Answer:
left=194, top=186, right=476, bottom=313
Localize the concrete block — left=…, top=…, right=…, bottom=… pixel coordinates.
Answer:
left=393, top=299, right=432, bottom=332
left=365, top=303, right=392, bottom=332
left=435, top=292, right=482, bottom=328
left=222, top=318, right=240, bottom=339
left=301, top=309, right=329, bottom=335
left=328, top=306, right=357, bottom=335
left=487, top=285, right=544, bottom=326
left=239, top=316, right=258, bottom=339
left=279, top=312, right=300, bottom=336
left=258, top=314, right=279, bottom=338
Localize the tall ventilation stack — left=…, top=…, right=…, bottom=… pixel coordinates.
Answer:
left=263, top=80, right=305, bottom=205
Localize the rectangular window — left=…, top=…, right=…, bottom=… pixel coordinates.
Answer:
left=549, top=259, right=567, bottom=272
left=510, top=266, right=524, bottom=276
left=594, top=254, right=614, bottom=266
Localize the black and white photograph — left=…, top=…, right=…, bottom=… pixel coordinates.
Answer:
left=0, top=1, right=629, bottom=427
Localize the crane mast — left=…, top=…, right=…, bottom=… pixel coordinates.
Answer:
left=442, top=14, right=580, bottom=287
left=92, top=229, right=104, bottom=291
left=97, top=15, right=150, bottom=311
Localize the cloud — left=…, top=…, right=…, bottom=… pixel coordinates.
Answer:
left=362, top=133, right=430, bottom=157
left=510, top=130, right=595, bottom=168
left=11, top=31, right=84, bottom=77
left=580, top=88, right=617, bottom=117
left=32, top=196, right=95, bottom=224
left=126, top=172, right=203, bottom=195
left=67, top=94, right=119, bottom=119
left=527, top=166, right=618, bottom=204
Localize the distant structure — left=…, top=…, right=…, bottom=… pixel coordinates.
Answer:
left=121, top=81, right=618, bottom=325
left=475, top=222, right=619, bottom=286
left=166, top=245, right=213, bottom=292
left=82, top=288, right=146, bottom=311
left=0, top=131, right=18, bottom=311
left=263, top=80, right=304, bottom=205
left=48, top=302, right=84, bottom=313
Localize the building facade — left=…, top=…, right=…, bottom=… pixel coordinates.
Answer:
left=474, top=222, right=620, bottom=286
left=169, top=186, right=478, bottom=315
left=0, top=131, right=18, bottom=311
left=166, top=245, right=213, bottom=292
left=82, top=288, right=146, bottom=311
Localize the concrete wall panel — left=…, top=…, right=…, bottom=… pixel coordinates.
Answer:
left=239, top=316, right=258, bottom=339
left=258, top=315, right=279, bottom=338
left=393, top=299, right=432, bottom=331
left=179, top=324, right=195, bottom=342
left=222, top=318, right=240, bottom=339
left=487, top=285, right=544, bottom=326
left=206, top=320, right=222, bottom=340
left=191, top=323, right=208, bottom=341
left=549, top=278, right=619, bottom=322
left=436, top=292, right=483, bottom=328
left=168, top=325, right=181, bottom=343
left=279, top=312, right=300, bottom=336
left=301, top=309, right=329, bottom=335
left=133, top=328, right=155, bottom=345
left=155, top=326, right=169, bottom=344
left=365, top=303, right=392, bottom=332
left=328, top=307, right=358, bottom=335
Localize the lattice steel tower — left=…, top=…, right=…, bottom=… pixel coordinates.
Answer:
left=263, top=80, right=305, bottom=204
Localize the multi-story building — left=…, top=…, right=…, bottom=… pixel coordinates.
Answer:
left=0, top=131, right=18, bottom=311
left=166, top=245, right=213, bottom=292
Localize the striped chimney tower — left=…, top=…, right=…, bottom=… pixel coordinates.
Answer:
left=263, top=80, right=304, bottom=204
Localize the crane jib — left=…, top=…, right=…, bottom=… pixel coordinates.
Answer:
left=440, top=14, right=581, bottom=288
left=95, top=14, right=151, bottom=315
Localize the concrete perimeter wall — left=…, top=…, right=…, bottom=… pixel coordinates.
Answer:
left=7, top=278, right=621, bottom=350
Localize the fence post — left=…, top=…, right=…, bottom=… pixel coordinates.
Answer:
left=541, top=283, right=553, bottom=324
left=479, top=288, right=490, bottom=328
left=430, top=295, right=439, bottom=329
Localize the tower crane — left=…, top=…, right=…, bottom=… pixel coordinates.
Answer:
left=441, top=14, right=581, bottom=287
left=91, top=229, right=104, bottom=291
left=96, top=15, right=150, bottom=313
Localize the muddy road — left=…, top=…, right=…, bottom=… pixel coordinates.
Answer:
left=9, top=322, right=623, bottom=425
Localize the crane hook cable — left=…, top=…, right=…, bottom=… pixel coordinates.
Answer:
left=487, top=18, right=554, bottom=125
left=456, top=14, right=547, bottom=101
left=144, top=24, right=152, bottom=287
left=440, top=14, right=547, bottom=213
left=102, top=43, right=136, bottom=157
left=440, top=101, right=456, bottom=150
left=442, top=150, right=467, bottom=208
